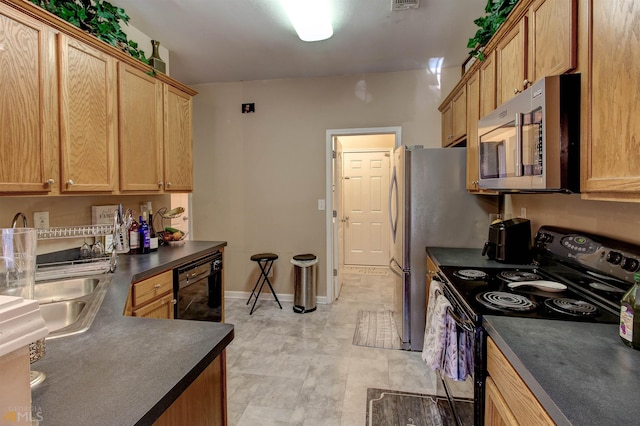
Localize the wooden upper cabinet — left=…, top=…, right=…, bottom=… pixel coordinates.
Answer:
left=163, top=85, right=193, bottom=192
left=582, top=0, right=640, bottom=199
left=0, top=4, right=57, bottom=193
left=466, top=71, right=481, bottom=191
left=118, top=64, right=164, bottom=192
left=496, top=16, right=528, bottom=105
left=451, top=86, right=467, bottom=142
left=58, top=34, right=117, bottom=193
left=479, top=52, right=497, bottom=119
left=528, top=0, right=577, bottom=83
left=441, top=102, right=453, bottom=147
left=440, top=85, right=467, bottom=147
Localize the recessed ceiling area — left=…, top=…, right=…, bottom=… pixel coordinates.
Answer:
left=109, top=0, right=487, bottom=85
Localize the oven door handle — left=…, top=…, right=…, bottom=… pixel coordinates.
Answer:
left=446, top=306, right=475, bottom=333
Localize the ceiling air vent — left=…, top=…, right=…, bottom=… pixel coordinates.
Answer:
left=392, top=0, right=419, bottom=10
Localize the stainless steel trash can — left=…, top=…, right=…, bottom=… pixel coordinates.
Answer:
left=292, top=254, right=317, bottom=313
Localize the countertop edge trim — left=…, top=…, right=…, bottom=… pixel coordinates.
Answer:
left=483, top=319, right=571, bottom=426
left=135, top=326, right=235, bottom=425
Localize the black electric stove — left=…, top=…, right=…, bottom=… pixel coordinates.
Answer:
left=438, top=225, right=639, bottom=325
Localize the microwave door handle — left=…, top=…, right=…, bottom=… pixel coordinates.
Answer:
left=515, top=113, right=523, bottom=177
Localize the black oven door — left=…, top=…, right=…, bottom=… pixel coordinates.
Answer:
left=437, top=280, right=484, bottom=426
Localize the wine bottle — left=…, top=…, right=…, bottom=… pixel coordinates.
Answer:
left=128, top=217, right=140, bottom=255
left=147, top=202, right=158, bottom=251
left=139, top=213, right=150, bottom=254
left=620, top=273, right=640, bottom=349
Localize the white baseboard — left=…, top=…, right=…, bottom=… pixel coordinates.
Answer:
left=225, top=291, right=328, bottom=305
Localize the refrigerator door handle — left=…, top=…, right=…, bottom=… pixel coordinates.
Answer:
left=389, top=166, right=398, bottom=242
left=389, top=258, right=403, bottom=276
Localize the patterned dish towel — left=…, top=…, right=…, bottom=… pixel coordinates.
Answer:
left=422, top=280, right=473, bottom=381
left=422, top=281, right=450, bottom=371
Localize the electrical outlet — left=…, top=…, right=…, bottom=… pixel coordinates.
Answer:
left=520, top=207, right=527, bottom=218
left=33, top=211, right=49, bottom=229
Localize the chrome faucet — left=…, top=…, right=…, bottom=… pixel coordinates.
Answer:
left=11, top=212, right=28, bottom=228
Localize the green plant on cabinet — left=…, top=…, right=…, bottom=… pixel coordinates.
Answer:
left=467, top=0, right=520, bottom=61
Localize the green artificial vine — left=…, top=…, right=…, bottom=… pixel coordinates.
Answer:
left=29, top=0, right=148, bottom=64
left=467, top=0, right=519, bottom=61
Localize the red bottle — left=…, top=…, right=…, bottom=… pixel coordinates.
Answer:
left=128, top=217, right=140, bottom=255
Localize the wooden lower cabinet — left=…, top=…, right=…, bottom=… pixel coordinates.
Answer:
left=154, top=351, right=227, bottom=426
left=125, top=270, right=175, bottom=319
left=485, top=337, right=554, bottom=426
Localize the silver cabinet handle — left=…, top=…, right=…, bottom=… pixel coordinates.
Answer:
left=166, top=182, right=172, bottom=188
left=171, top=299, right=177, bottom=305
left=158, top=181, right=164, bottom=187
left=154, top=284, right=161, bottom=289
left=46, top=178, right=55, bottom=185
left=66, top=179, right=74, bottom=186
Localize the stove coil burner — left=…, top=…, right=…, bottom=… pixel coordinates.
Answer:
left=498, top=271, right=543, bottom=282
left=476, top=291, right=538, bottom=312
left=544, top=298, right=599, bottom=317
left=453, top=269, right=488, bottom=280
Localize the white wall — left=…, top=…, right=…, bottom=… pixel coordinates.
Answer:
left=191, top=66, right=459, bottom=298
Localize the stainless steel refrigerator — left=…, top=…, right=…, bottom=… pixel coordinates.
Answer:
left=388, top=146, right=496, bottom=351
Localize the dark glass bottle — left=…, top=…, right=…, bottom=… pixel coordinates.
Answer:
left=127, top=217, right=140, bottom=255
left=138, top=213, right=150, bottom=254
left=148, top=204, right=158, bottom=252
left=620, top=272, right=640, bottom=349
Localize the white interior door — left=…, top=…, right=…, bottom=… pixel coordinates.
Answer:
left=343, top=150, right=391, bottom=266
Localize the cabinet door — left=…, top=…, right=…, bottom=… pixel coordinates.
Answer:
left=480, top=53, right=497, bottom=118
left=163, top=85, right=193, bottom=192
left=486, top=338, right=554, bottom=425
left=485, top=376, right=518, bottom=426
left=118, top=64, right=164, bottom=192
left=528, top=0, right=577, bottom=83
left=441, top=102, right=453, bottom=147
left=132, top=293, right=175, bottom=319
left=466, top=71, right=481, bottom=191
left=0, top=4, right=57, bottom=193
left=58, top=34, right=117, bottom=193
left=582, top=0, right=640, bottom=198
left=496, top=17, right=528, bottom=105
left=451, top=86, right=467, bottom=142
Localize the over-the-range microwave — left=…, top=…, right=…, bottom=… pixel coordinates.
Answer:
left=477, top=73, right=580, bottom=192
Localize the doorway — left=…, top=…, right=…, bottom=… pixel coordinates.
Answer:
left=325, top=127, right=401, bottom=303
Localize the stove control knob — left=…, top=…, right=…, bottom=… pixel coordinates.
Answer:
left=622, top=257, right=640, bottom=272
left=606, top=251, right=623, bottom=265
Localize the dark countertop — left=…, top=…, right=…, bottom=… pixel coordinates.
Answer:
left=427, top=246, right=640, bottom=425
left=31, top=241, right=233, bottom=426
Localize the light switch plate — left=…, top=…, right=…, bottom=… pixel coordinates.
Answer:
left=33, top=211, right=49, bottom=229
left=318, top=199, right=326, bottom=211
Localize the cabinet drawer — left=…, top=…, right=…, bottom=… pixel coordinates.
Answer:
left=486, top=337, right=554, bottom=425
left=131, top=270, right=173, bottom=307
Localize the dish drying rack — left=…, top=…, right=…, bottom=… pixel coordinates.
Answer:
left=35, top=224, right=117, bottom=281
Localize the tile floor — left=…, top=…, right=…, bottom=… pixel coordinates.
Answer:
left=224, top=269, right=440, bottom=425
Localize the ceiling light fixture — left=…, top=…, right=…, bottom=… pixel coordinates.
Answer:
left=280, top=0, right=333, bottom=42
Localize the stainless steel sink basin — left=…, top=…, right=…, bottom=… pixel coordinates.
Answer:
left=34, top=278, right=99, bottom=303
left=35, top=275, right=112, bottom=339
left=39, top=300, right=86, bottom=333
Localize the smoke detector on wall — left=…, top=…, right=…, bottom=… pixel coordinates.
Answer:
left=392, top=0, right=419, bottom=11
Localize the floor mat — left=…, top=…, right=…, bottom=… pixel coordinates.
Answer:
left=342, top=266, right=389, bottom=275
left=353, top=310, right=402, bottom=350
left=366, top=388, right=456, bottom=426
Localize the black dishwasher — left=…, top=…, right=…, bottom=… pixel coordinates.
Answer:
left=174, top=251, right=223, bottom=321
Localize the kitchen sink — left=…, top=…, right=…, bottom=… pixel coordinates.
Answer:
left=39, top=300, right=87, bottom=333
left=34, top=278, right=100, bottom=304
left=35, top=275, right=112, bottom=339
